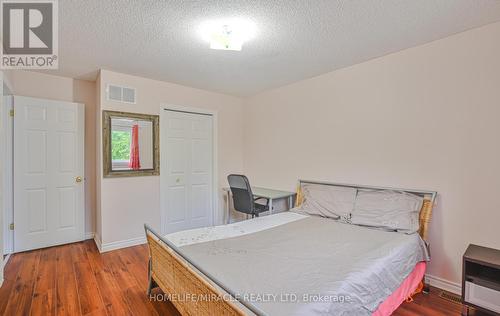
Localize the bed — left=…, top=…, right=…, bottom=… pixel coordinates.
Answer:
left=145, top=180, right=436, bottom=315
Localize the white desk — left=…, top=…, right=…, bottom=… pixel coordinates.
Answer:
left=223, top=187, right=296, bottom=224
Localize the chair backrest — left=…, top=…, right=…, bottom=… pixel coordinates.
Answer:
left=227, top=174, right=254, bottom=215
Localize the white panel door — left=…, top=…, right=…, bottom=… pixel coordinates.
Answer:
left=162, top=109, right=213, bottom=233
left=14, top=96, right=84, bottom=252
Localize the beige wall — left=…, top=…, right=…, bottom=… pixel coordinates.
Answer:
left=4, top=70, right=97, bottom=235
left=243, top=21, right=500, bottom=286
left=97, top=70, right=245, bottom=246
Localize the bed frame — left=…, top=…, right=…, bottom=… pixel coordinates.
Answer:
left=145, top=180, right=437, bottom=316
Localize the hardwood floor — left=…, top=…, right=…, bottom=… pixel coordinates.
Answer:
left=0, top=240, right=474, bottom=315
left=0, top=240, right=179, bottom=316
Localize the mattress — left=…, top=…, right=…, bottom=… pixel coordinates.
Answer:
left=165, top=212, right=429, bottom=316
left=166, top=211, right=307, bottom=247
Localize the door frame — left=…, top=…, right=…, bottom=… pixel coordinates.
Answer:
left=159, top=104, right=218, bottom=235
left=2, top=95, right=13, bottom=255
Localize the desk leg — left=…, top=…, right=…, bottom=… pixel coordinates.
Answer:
left=269, top=198, right=273, bottom=215
left=226, top=191, right=231, bottom=224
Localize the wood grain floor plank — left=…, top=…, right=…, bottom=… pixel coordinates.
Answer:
left=122, top=285, right=162, bottom=316
left=73, top=261, right=108, bottom=316
left=55, top=244, right=81, bottom=316
left=3, top=253, right=22, bottom=281
left=118, top=246, right=150, bottom=288
left=104, top=248, right=162, bottom=316
left=94, top=268, right=135, bottom=316
left=84, top=241, right=134, bottom=316
left=56, top=272, right=81, bottom=316
left=83, top=240, right=163, bottom=316
left=148, top=288, right=182, bottom=316
left=30, top=246, right=57, bottom=316
left=71, top=240, right=90, bottom=263
left=0, top=254, right=23, bottom=314
left=55, top=243, right=75, bottom=276
left=3, top=249, right=41, bottom=316
left=106, top=252, right=140, bottom=292
left=0, top=240, right=479, bottom=316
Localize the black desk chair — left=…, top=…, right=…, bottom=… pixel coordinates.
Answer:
left=227, top=174, right=269, bottom=219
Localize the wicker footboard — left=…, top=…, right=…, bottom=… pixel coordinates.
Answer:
left=145, top=226, right=251, bottom=316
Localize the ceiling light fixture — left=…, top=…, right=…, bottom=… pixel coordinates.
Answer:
left=200, top=18, right=256, bottom=51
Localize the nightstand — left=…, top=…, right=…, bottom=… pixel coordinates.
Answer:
left=462, top=244, right=500, bottom=315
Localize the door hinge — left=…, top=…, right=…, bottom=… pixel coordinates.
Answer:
left=9, top=223, right=14, bottom=230
left=9, top=109, right=14, bottom=117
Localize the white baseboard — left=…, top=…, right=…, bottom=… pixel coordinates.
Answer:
left=94, top=233, right=102, bottom=252
left=98, top=236, right=147, bottom=253
left=84, top=232, right=94, bottom=240
left=3, top=254, right=11, bottom=266
left=425, top=274, right=461, bottom=295
left=0, top=254, right=12, bottom=288
left=3, top=248, right=13, bottom=255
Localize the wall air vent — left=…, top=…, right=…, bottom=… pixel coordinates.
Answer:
left=106, top=84, right=136, bottom=104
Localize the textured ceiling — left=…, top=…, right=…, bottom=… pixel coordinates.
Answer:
left=49, top=0, right=500, bottom=96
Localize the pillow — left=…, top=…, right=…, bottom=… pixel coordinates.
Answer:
left=351, top=190, right=423, bottom=233
left=299, top=184, right=357, bottom=220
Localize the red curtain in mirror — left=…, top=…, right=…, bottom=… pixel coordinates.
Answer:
left=128, top=124, right=141, bottom=170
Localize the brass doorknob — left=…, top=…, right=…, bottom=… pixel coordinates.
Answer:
left=176, top=178, right=180, bottom=183
left=76, top=176, right=82, bottom=183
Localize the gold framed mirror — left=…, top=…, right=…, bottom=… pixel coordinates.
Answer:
left=103, top=110, right=159, bottom=178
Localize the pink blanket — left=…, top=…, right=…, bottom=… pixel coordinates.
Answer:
left=372, top=261, right=426, bottom=316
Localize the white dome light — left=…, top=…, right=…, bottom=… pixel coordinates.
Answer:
left=199, top=18, right=256, bottom=51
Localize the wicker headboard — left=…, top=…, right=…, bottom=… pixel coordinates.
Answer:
left=296, top=180, right=437, bottom=241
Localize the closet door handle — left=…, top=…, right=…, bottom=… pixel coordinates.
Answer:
left=76, top=176, right=82, bottom=183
